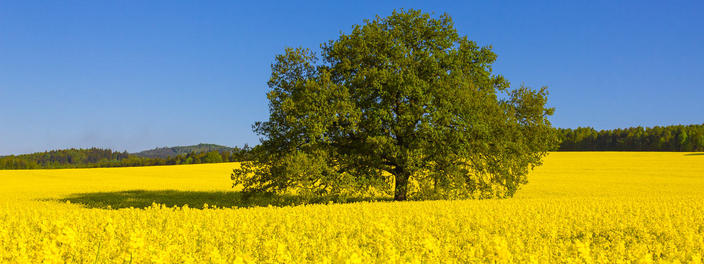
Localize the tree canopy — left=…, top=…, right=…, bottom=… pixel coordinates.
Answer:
left=233, top=9, right=558, bottom=201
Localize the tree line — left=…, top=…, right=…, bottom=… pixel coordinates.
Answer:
left=2, top=123, right=702, bottom=170
left=557, top=124, right=704, bottom=151
left=0, top=146, right=256, bottom=170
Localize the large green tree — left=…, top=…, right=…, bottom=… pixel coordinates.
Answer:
left=233, top=9, right=558, bottom=201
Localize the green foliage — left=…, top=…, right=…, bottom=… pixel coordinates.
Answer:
left=0, top=156, right=40, bottom=169
left=0, top=148, right=131, bottom=169
left=233, top=9, right=558, bottom=201
left=557, top=124, right=704, bottom=151
left=0, top=145, right=257, bottom=170
left=133, top=143, right=233, bottom=159
left=202, top=151, right=224, bottom=163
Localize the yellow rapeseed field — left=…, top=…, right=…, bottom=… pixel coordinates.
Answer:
left=1, top=152, right=703, bottom=263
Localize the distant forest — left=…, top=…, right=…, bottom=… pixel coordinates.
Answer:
left=0, top=145, right=255, bottom=170
left=557, top=124, right=704, bottom=151
left=134, top=143, right=234, bottom=159
left=2, top=124, right=702, bottom=170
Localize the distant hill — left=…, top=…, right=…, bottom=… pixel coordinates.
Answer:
left=133, top=144, right=233, bottom=159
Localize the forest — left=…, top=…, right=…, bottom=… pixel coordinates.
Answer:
left=557, top=124, right=704, bottom=151
left=0, top=146, right=254, bottom=170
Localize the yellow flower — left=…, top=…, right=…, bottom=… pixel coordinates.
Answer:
left=0, top=153, right=702, bottom=263
left=128, top=232, right=145, bottom=252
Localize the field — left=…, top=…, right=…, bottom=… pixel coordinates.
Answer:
left=1, top=152, right=703, bottom=263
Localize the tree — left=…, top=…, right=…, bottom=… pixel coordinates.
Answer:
left=232, top=9, right=558, bottom=201
left=203, top=151, right=224, bottom=163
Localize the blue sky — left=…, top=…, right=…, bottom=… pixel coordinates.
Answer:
left=1, top=1, right=703, bottom=155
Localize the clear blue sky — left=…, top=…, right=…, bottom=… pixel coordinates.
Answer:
left=1, top=1, right=703, bottom=155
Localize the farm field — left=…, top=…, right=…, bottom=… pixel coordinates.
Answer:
left=1, top=152, right=703, bottom=263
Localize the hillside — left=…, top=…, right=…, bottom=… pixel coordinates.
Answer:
left=133, top=143, right=233, bottom=159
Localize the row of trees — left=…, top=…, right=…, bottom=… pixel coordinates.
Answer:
left=557, top=124, right=704, bottom=151
left=0, top=146, right=256, bottom=170
left=4, top=122, right=698, bottom=170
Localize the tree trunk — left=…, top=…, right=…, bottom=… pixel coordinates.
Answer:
left=393, top=169, right=410, bottom=201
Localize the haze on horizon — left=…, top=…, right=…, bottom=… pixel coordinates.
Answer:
left=1, top=1, right=703, bottom=155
